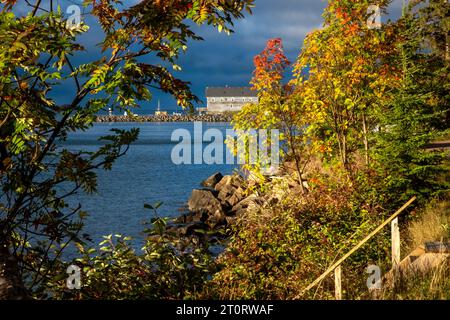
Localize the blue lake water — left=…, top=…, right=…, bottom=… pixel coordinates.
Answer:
left=61, top=122, right=237, bottom=247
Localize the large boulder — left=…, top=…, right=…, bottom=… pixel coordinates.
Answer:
left=206, top=209, right=227, bottom=228
left=215, top=175, right=245, bottom=207
left=214, top=174, right=244, bottom=192
left=188, top=189, right=226, bottom=227
left=217, top=184, right=236, bottom=203
left=226, top=187, right=245, bottom=207
left=201, top=172, right=223, bottom=188
left=188, top=189, right=222, bottom=214
left=214, top=175, right=232, bottom=192
left=174, top=211, right=209, bottom=224
left=230, top=194, right=260, bottom=216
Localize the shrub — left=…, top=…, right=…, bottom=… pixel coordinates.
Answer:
left=35, top=218, right=216, bottom=300
left=206, top=167, right=394, bottom=300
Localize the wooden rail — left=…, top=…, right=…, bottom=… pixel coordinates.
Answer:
left=296, top=196, right=417, bottom=299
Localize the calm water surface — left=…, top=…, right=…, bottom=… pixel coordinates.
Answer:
left=62, top=122, right=236, bottom=247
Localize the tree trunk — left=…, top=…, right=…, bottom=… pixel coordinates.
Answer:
left=446, top=34, right=449, bottom=62
left=0, top=246, right=29, bottom=300
left=342, top=134, right=348, bottom=167
left=289, top=142, right=306, bottom=194
left=336, top=133, right=343, bottom=165
left=362, top=113, right=369, bottom=166
left=294, top=157, right=306, bottom=194
left=286, top=124, right=307, bottom=194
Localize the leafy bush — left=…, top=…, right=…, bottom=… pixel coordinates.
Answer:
left=206, top=168, right=394, bottom=299
left=35, top=218, right=216, bottom=300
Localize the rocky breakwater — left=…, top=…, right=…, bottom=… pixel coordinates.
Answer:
left=95, top=113, right=233, bottom=123
left=170, top=172, right=261, bottom=237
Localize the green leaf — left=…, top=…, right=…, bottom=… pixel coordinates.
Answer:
left=153, top=201, right=163, bottom=209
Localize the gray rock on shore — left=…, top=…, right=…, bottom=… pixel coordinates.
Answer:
left=178, top=172, right=253, bottom=236
left=215, top=175, right=245, bottom=208
left=200, top=172, right=223, bottom=188
left=188, top=189, right=226, bottom=228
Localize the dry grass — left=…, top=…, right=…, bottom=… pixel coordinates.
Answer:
left=407, top=198, right=450, bottom=250
left=379, top=256, right=450, bottom=300
left=379, top=196, right=450, bottom=300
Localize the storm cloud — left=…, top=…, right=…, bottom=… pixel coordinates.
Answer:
left=15, top=0, right=403, bottom=113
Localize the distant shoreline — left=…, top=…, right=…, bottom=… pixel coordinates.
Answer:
left=95, top=114, right=234, bottom=123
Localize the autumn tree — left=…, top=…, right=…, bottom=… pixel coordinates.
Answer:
left=232, top=38, right=316, bottom=192
left=208, top=0, right=449, bottom=301
left=0, top=0, right=254, bottom=297
left=232, top=39, right=289, bottom=176
left=294, top=0, right=399, bottom=168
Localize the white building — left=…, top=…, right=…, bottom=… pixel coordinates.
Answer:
left=205, top=87, right=258, bottom=113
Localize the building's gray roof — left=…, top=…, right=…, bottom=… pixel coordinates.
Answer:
left=206, top=86, right=257, bottom=97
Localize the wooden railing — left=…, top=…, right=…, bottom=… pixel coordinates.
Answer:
left=296, top=196, right=417, bottom=299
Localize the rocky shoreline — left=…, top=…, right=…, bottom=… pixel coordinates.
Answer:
left=167, top=172, right=261, bottom=239
left=95, top=114, right=233, bottom=123
left=167, top=161, right=308, bottom=239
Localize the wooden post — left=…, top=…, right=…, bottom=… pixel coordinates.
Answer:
left=334, top=265, right=342, bottom=300
left=296, top=197, right=416, bottom=299
left=391, top=217, right=400, bottom=268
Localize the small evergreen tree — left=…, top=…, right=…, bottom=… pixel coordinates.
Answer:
left=373, top=1, right=449, bottom=207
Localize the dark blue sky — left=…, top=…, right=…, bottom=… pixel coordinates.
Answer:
left=16, top=0, right=403, bottom=114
